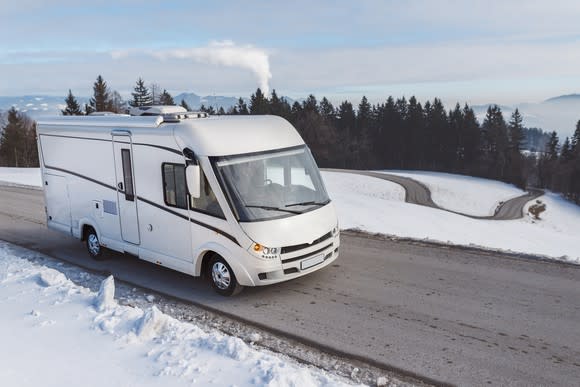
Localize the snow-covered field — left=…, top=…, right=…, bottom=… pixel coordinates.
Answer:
left=383, top=170, right=524, bottom=216
left=1, top=167, right=579, bottom=263
left=322, top=171, right=580, bottom=263
left=0, top=167, right=41, bottom=187
left=0, top=241, right=357, bottom=387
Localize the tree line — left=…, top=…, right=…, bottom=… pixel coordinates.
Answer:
left=2, top=74, right=579, bottom=204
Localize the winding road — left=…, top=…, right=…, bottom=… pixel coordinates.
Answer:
left=324, top=169, right=544, bottom=220
left=1, top=179, right=578, bottom=387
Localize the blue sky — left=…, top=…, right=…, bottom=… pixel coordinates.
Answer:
left=2, top=0, right=580, bottom=106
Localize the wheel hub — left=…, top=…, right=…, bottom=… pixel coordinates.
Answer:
left=88, top=234, right=100, bottom=255
left=211, top=262, right=231, bottom=290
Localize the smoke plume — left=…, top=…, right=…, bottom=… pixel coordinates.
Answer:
left=113, top=41, right=272, bottom=94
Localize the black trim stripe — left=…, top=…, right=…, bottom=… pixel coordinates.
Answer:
left=45, top=165, right=117, bottom=191
left=39, top=134, right=183, bottom=156
left=43, top=165, right=239, bottom=246
left=137, top=196, right=239, bottom=245
left=133, top=142, right=183, bottom=155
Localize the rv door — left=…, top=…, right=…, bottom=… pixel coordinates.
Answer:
left=112, top=132, right=140, bottom=245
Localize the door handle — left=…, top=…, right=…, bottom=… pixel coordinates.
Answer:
left=117, top=182, right=124, bottom=191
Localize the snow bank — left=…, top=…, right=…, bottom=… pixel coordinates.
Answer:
left=0, top=167, right=41, bottom=187
left=321, top=171, right=580, bottom=263
left=0, top=242, right=358, bottom=387
left=384, top=170, right=524, bottom=216
left=94, top=275, right=116, bottom=312
left=37, top=269, right=68, bottom=287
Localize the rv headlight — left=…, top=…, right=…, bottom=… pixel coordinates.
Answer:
left=251, top=243, right=280, bottom=260
left=332, top=223, right=339, bottom=236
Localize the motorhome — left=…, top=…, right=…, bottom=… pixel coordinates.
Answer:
left=36, top=106, right=340, bottom=295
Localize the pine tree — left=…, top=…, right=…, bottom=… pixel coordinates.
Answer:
left=508, top=108, right=525, bottom=152
left=236, top=98, right=249, bottom=115
left=130, top=78, right=152, bottom=107
left=159, top=89, right=175, bottom=105
left=482, top=105, right=510, bottom=180
left=356, top=96, right=372, bottom=137
left=180, top=99, right=191, bottom=111
left=0, top=108, right=38, bottom=167
left=547, top=131, right=559, bottom=161
left=560, top=137, right=572, bottom=162
left=62, top=89, right=83, bottom=115
left=89, top=75, right=113, bottom=112
left=84, top=103, right=94, bottom=115
left=269, top=90, right=290, bottom=118
left=249, top=88, right=269, bottom=114
left=572, top=120, right=580, bottom=154
left=319, top=97, right=335, bottom=119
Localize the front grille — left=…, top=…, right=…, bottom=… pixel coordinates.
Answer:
left=284, top=268, right=299, bottom=275
left=280, top=231, right=332, bottom=254
left=281, top=243, right=333, bottom=264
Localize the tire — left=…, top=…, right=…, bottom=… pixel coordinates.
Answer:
left=208, top=255, right=244, bottom=296
left=85, top=227, right=103, bottom=260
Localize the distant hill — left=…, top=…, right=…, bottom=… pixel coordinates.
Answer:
left=0, top=95, right=89, bottom=118
left=544, top=94, right=580, bottom=103
left=0, top=92, right=297, bottom=117
left=471, top=94, right=580, bottom=139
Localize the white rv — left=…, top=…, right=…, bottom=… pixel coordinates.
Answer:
left=36, top=107, right=340, bottom=295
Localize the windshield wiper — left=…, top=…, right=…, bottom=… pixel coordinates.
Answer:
left=285, top=200, right=329, bottom=207
left=245, top=205, right=302, bottom=214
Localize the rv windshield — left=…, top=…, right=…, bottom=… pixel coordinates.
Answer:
left=213, top=146, right=330, bottom=222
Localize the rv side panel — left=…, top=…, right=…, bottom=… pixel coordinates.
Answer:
left=39, top=133, right=122, bottom=248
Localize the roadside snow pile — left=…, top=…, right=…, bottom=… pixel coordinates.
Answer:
left=384, top=170, right=524, bottom=216
left=0, top=242, right=359, bottom=387
left=321, top=171, right=580, bottom=263
left=0, top=167, right=41, bottom=187
left=94, top=275, right=116, bottom=312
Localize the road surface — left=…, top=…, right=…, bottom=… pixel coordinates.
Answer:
left=1, top=185, right=579, bottom=386
left=324, top=169, right=544, bottom=220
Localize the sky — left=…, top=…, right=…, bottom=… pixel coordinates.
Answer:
left=2, top=0, right=580, bottom=106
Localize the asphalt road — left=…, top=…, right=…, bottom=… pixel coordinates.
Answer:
left=1, top=185, right=579, bottom=386
left=324, top=169, right=544, bottom=220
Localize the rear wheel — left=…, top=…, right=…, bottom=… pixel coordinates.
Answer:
left=208, top=255, right=243, bottom=296
left=85, top=227, right=103, bottom=260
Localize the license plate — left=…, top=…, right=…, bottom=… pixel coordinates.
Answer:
left=301, top=254, right=325, bottom=270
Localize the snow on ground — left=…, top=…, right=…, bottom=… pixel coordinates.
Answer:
left=0, top=241, right=358, bottom=387
left=0, top=167, right=41, bottom=187
left=382, top=170, right=524, bottom=217
left=321, top=171, right=580, bottom=263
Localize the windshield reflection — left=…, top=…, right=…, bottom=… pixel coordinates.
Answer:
left=213, top=146, right=330, bottom=222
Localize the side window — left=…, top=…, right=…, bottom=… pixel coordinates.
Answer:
left=191, top=172, right=225, bottom=219
left=121, top=149, right=135, bottom=201
left=162, top=163, right=188, bottom=209
left=162, top=163, right=225, bottom=218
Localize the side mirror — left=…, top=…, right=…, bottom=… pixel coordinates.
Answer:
left=185, top=165, right=201, bottom=199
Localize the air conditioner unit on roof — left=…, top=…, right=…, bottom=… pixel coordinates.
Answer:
left=129, top=105, right=187, bottom=116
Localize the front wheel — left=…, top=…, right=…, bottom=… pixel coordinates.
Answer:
left=85, top=227, right=103, bottom=260
left=208, top=255, right=243, bottom=296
